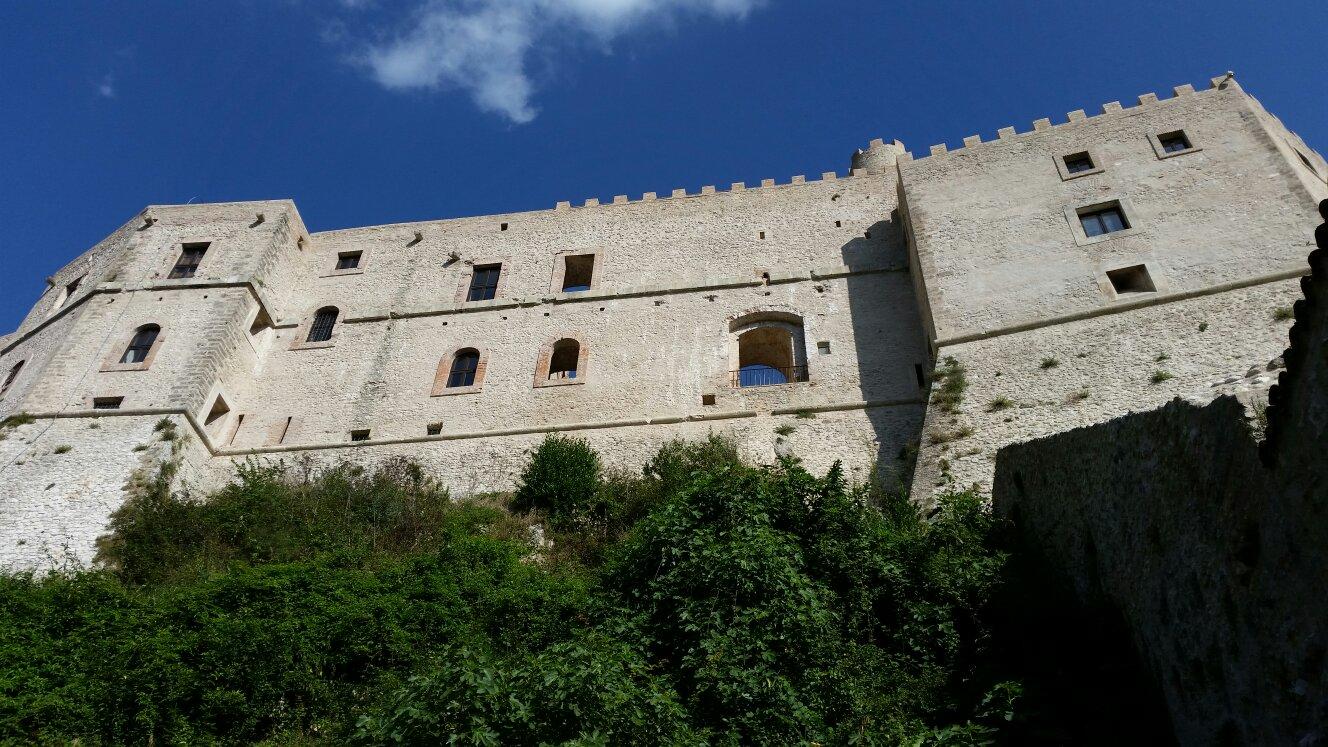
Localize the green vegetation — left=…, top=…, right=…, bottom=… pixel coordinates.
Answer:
left=988, top=396, right=1014, bottom=412
left=1273, top=305, right=1294, bottom=321
left=1039, top=357, right=1059, bottom=370
left=0, top=436, right=1025, bottom=744
left=1067, top=389, right=1091, bottom=403
left=1198, top=321, right=1209, bottom=332
left=1154, top=353, right=1169, bottom=363
left=52, top=445, right=71, bottom=454
left=928, top=425, right=976, bottom=445
left=931, top=356, right=968, bottom=413
left=0, top=413, right=35, bottom=440
left=1150, top=370, right=1175, bottom=384
left=774, top=424, right=796, bottom=436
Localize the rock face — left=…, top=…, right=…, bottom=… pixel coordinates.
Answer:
left=991, top=199, right=1328, bottom=745
left=0, top=75, right=1325, bottom=571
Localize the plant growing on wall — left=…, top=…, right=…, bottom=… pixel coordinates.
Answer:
left=931, top=357, right=968, bottom=413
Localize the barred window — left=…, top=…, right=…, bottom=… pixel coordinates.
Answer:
left=1, top=360, right=23, bottom=397
left=448, top=349, right=480, bottom=388
left=120, top=325, right=160, bottom=364
left=336, top=251, right=361, bottom=270
left=1158, top=130, right=1192, bottom=153
left=467, top=264, right=502, bottom=301
left=306, top=307, right=338, bottom=343
left=168, top=243, right=210, bottom=279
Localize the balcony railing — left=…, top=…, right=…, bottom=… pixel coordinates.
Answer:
left=731, top=365, right=809, bottom=388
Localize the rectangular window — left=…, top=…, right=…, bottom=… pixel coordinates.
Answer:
left=467, top=264, right=502, bottom=301
left=562, top=255, right=595, bottom=292
left=336, top=251, right=362, bottom=270
left=1158, top=131, right=1192, bottom=154
left=1063, top=152, right=1095, bottom=174
left=1106, top=264, right=1156, bottom=295
left=350, top=429, right=370, bottom=442
left=1079, top=206, right=1129, bottom=237
left=816, top=341, right=831, bottom=354
left=426, top=422, right=442, bottom=435
left=92, top=396, right=124, bottom=410
left=168, top=242, right=209, bottom=279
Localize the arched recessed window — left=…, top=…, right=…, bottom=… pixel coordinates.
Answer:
left=120, top=325, right=160, bottom=365
left=306, top=307, right=338, bottom=343
left=448, top=348, right=481, bottom=388
left=548, top=339, right=579, bottom=380
left=728, top=311, right=809, bottom=388
left=0, top=360, right=24, bottom=398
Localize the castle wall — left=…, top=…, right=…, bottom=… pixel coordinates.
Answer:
left=988, top=202, right=1328, bottom=742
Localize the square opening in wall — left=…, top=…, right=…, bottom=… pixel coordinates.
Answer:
left=701, top=393, right=716, bottom=406
left=500, top=223, right=509, bottom=231
left=1063, top=152, right=1095, bottom=174
left=816, top=341, right=831, bottom=354
left=1158, top=130, right=1192, bottom=153
left=426, top=423, right=442, bottom=435
left=204, top=395, right=231, bottom=438
left=1106, top=264, right=1156, bottom=296
left=562, top=254, right=595, bottom=292
left=336, top=251, right=362, bottom=270
left=350, top=429, right=371, bottom=442
left=1079, top=204, right=1129, bottom=237
left=92, top=396, right=123, bottom=410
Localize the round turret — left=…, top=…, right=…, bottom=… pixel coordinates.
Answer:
left=850, top=138, right=907, bottom=175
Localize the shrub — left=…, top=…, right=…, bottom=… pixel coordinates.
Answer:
left=511, top=435, right=602, bottom=532
left=774, top=424, right=796, bottom=436
left=931, top=357, right=968, bottom=412
left=1039, top=357, right=1059, bottom=370
left=1273, top=306, right=1294, bottom=321
left=52, top=445, right=71, bottom=454
left=988, top=396, right=1014, bottom=412
left=1150, top=370, right=1174, bottom=384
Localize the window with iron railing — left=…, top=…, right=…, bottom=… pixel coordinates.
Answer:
left=168, top=243, right=209, bottom=279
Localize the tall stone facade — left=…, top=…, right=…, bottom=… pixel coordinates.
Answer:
left=0, top=74, right=1324, bottom=570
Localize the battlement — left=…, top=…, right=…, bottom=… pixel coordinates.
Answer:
left=899, top=73, right=1240, bottom=165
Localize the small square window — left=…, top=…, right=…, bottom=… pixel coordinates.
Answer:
left=562, top=255, right=595, bottom=292
left=168, top=242, right=209, bottom=279
left=93, top=396, right=124, bottom=410
left=1063, top=152, right=1095, bottom=174
left=1106, top=264, right=1156, bottom=295
left=1079, top=205, right=1129, bottom=237
left=426, top=423, right=442, bottom=435
left=350, top=429, right=371, bottom=442
left=816, top=341, right=831, bottom=354
left=336, top=251, right=362, bottom=270
left=467, top=264, right=502, bottom=301
left=701, top=393, right=716, bottom=406
left=500, top=223, right=509, bottom=231
left=1158, top=131, right=1192, bottom=154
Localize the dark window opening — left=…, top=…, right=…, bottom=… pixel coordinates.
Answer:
left=448, top=349, right=480, bottom=388
left=562, top=255, right=595, bottom=292
left=93, top=396, right=123, bottom=410
left=204, top=396, right=230, bottom=435
left=426, top=422, right=443, bottom=435
left=1297, top=150, right=1320, bottom=176
left=701, top=393, right=716, bottom=406
left=914, top=363, right=927, bottom=390
left=1064, top=152, right=1095, bottom=174
left=1107, top=265, right=1157, bottom=295
left=168, top=242, right=209, bottom=279
left=350, top=429, right=370, bottom=442
left=834, top=220, right=842, bottom=227
left=467, top=264, right=501, bottom=301
left=549, top=340, right=579, bottom=380
left=61, top=276, right=83, bottom=306
left=120, top=324, right=160, bottom=364
left=1079, top=205, right=1129, bottom=237
left=306, top=307, right=338, bottom=343
left=1158, top=130, right=1192, bottom=153
left=249, top=308, right=274, bottom=337
left=1, top=360, right=24, bottom=397
left=336, top=251, right=362, bottom=270
left=500, top=223, right=509, bottom=231
left=816, top=341, right=831, bottom=355
left=758, top=231, right=765, bottom=240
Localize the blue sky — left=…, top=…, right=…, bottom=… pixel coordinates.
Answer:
left=2, top=0, right=1325, bottom=331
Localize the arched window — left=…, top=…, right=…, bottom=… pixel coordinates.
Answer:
left=306, top=307, right=338, bottom=343
left=0, top=360, right=23, bottom=398
left=548, top=339, right=580, bottom=380
left=728, top=311, right=809, bottom=388
left=448, top=348, right=481, bottom=388
left=120, top=325, right=160, bottom=364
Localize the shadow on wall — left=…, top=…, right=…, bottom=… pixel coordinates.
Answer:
left=988, top=200, right=1328, bottom=745
left=841, top=212, right=930, bottom=489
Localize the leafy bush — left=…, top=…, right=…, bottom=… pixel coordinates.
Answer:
left=512, top=435, right=602, bottom=531
left=0, top=437, right=1019, bottom=744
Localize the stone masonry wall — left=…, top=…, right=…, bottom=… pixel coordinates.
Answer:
left=988, top=200, right=1328, bottom=745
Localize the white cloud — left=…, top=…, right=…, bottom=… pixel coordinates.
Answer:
left=97, top=74, right=116, bottom=99
left=353, top=0, right=763, bottom=123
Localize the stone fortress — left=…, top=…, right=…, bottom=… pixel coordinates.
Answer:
left=0, top=73, right=1324, bottom=570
